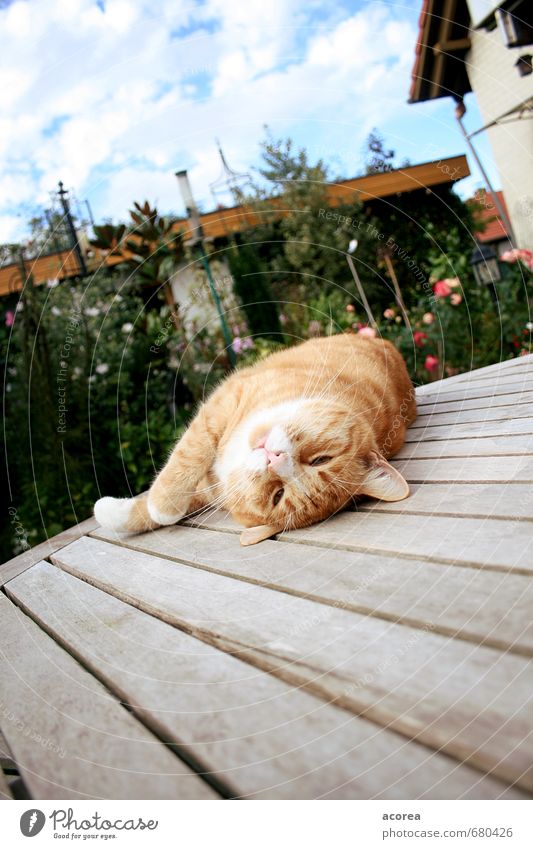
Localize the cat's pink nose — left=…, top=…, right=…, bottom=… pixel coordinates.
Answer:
left=266, top=450, right=287, bottom=469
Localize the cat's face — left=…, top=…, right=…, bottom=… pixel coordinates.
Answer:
left=216, top=398, right=408, bottom=544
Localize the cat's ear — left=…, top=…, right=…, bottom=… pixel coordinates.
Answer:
left=359, top=451, right=409, bottom=502
left=240, top=524, right=280, bottom=546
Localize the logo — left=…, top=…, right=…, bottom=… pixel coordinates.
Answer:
left=20, top=810, right=46, bottom=837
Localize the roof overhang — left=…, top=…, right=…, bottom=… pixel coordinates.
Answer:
left=409, top=0, right=472, bottom=103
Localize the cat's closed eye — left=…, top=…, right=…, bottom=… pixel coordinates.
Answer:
left=273, top=488, right=284, bottom=505
left=309, top=456, right=332, bottom=466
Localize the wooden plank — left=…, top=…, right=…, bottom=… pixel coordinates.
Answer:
left=393, top=454, right=533, bottom=483
left=407, top=412, right=533, bottom=437
left=0, top=593, right=218, bottom=800
left=416, top=392, right=533, bottom=415
left=0, top=730, right=15, bottom=773
left=0, top=516, right=98, bottom=587
left=0, top=768, right=12, bottom=800
left=413, top=403, right=533, bottom=427
left=184, top=505, right=533, bottom=574
left=415, top=356, right=533, bottom=395
left=396, top=434, right=533, bottom=459
left=92, top=525, right=533, bottom=656
left=358, top=482, right=533, bottom=521
left=8, top=563, right=518, bottom=799
left=49, top=536, right=533, bottom=791
left=416, top=381, right=533, bottom=405
left=281, top=511, right=533, bottom=574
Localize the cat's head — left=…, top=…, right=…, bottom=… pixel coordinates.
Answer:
left=216, top=398, right=409, bottom=545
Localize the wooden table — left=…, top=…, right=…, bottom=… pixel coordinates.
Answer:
left=1, top=355, right=532, bottom=800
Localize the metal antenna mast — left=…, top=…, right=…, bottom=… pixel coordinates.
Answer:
left=209, top=139, right=251, bottom=207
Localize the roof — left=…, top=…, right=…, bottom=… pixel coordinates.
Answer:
left=471, top=190, right=511, bottom=243
left=0, top=155, right=470, bottom=297
left=409, top=0, right=472, bottom=103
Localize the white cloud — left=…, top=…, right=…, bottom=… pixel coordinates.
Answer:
left=0, top=0, right=424, bottom=240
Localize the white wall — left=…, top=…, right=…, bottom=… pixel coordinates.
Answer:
left=467, top=24, right=533, bottom=247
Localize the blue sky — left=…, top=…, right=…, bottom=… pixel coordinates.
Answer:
left=0, top=0, right=500, bottom=242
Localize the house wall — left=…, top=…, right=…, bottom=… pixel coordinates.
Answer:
left=467, top=22, right=533, bottom=248
left=170, top=255, right=239, bottom=338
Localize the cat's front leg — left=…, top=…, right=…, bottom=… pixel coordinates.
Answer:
left=146, top=409, right=218, bottom=525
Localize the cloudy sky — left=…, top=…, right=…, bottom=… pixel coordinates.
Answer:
left=0, top=0, right=498, bottom=243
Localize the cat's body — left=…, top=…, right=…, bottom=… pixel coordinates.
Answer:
left=94, top=334, right=416, bottom=545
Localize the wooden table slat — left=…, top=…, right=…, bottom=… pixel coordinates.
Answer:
left=415, top=392, right=533, bottom=415
left=185, top=507, right=533, bottom=574
left=49, top=536, right=533, bottom=791
left=392, top=455, right=533, bottom=483
left=7, top=561, right=520, bottom=799
left=0, top=594, right=218, bottom=800
left=357, top=482, right=533, bottom=521
left=405, top=417, right=533, bottom=442
left=396, top=434, right=533, bottom=458
left=91, top=525, right=533, bottom=656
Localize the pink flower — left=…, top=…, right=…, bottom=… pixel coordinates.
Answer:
left=450, top=293, right=462, bottom=305
left=413, top=331, right=428, bottom=347
left=308, top=320, right=322, bottom=337
left=357, top=326, right=377, bottom=338
left=279, top=313, right=287, bottom=326
left=231, top=336, right=244, bottom=354
left=383, top=308, right=395, bottom=319
left=501, top=248, right=533, bottom=270
left=5, top=310, right=14, bottom=327
left=242, top=336, right=254, bottom=350
left=346, top=304, right=355, bottom=313
left=424, top=355, right=440, bottom=373
left=422, top=312, right=434, bottom=325
left=433, top=280, right=452, bottom=298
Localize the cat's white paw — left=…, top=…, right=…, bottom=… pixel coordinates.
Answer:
left=94, top=496, right=134, bottom=532
left=146, top=498, right=182, bottom=526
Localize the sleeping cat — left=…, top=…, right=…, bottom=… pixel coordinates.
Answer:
left=94, top=334, right=416, bottom=545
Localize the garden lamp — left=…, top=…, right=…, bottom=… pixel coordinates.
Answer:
left=470, top=243, right=502, bottom=286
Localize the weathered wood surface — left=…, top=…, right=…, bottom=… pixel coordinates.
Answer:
left=358, top=482, right=533, bottom=521
left=8, top=561, right=515, bottom=799
left=0, top=593, right=217, bottom=799
left=0, top=516, right=98, bottom=587
left=49, top=536, right=533, bottom=791
left=396, top=434, right=533, bottom=458
left=185, top=507, right=533, bottom=574
left=92, top=525, right=533, bottom=655
left=416, top=391, right=533, bottom=415
left=0, top=767, right=11, bottom=800
left=1, top=353, right=532, bottom=799
left=405, top=416, right=533, bottom=441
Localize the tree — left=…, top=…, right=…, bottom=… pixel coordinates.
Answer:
left=363, top=129, right=411, bottom=175
left=236, top=132, right=378, bottom=310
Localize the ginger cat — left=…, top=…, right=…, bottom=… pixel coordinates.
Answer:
left=94, top=334, right=416, bottom=545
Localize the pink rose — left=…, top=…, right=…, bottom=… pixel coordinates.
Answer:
left=5, top=310, right=14, bottom=327
left=424, top=354, right=439, bottom=372
left=413, top=331, right=428, bottom=347
left=346, top=304, right=355, bottom=313
left=422, top=312, right=434, bottom=325
left=501, top=248, right=533, bottom=269
left=450, top=293, right=462, bottom=305
left=357, top=326, right=377, bottom=338
left=433, top=280, right=452, bottom=298
left=383, top=308, right=395, bottom=319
